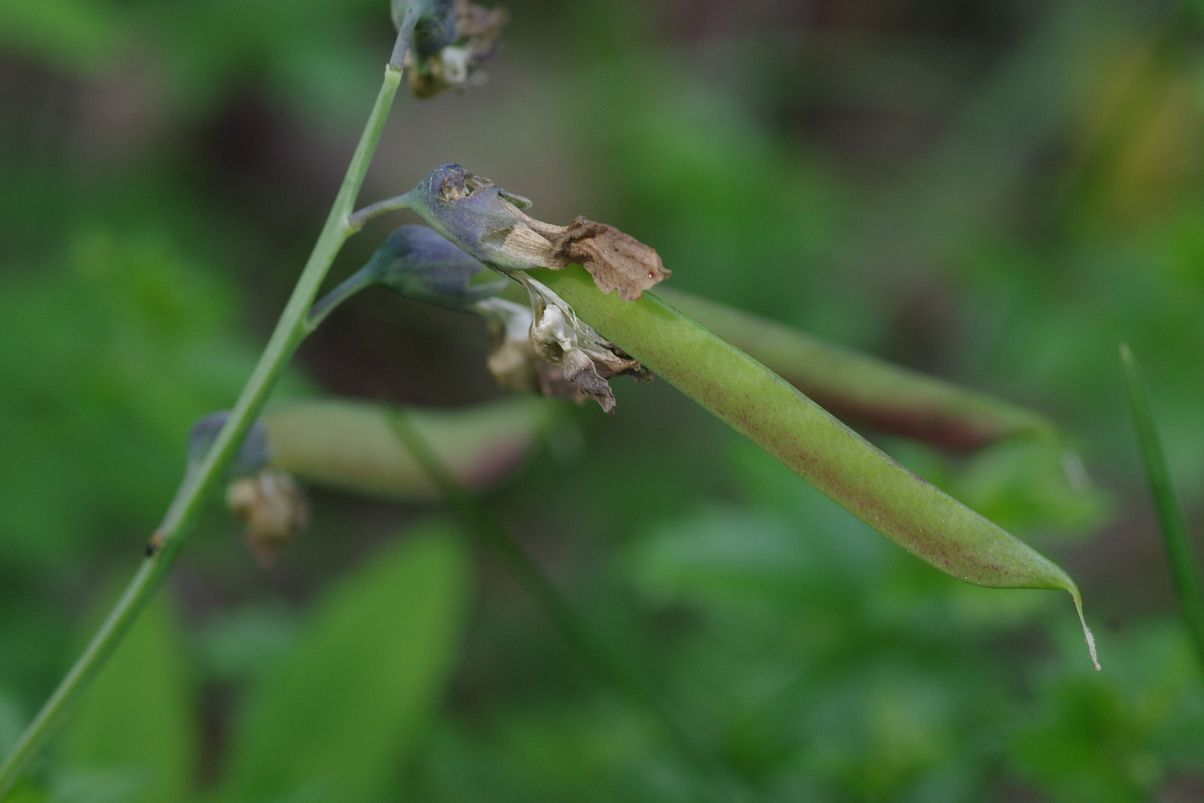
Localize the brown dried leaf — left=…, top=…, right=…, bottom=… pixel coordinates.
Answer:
left=549, top=216, right=670, bottom=301
left=560, top=350, right=617, bottom=412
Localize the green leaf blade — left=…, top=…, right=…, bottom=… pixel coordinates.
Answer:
left=1120, top=343, right=1204, bottom=671
left=57, top=590, right=194, bottom=803
left=216, top=524, right=471, bottom=803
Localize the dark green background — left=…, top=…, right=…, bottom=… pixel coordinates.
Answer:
left=1, top=1, right=1202, bottom=800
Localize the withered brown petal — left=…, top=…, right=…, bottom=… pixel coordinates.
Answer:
left=550, top=217, right=670, bottom=301
left=226, top=470, right=309, bottom=568
left=560, top=350, right=617, bottom=413
left=481, top=222, right=556, bottom=267
left=484, top=324, right=541, bottom=393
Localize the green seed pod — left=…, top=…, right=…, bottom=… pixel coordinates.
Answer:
left=658, top=288, right=1057, bottom=451
left=532, top=266, right=1099, bottom=669
left=261, top=396, right=552, bottom=500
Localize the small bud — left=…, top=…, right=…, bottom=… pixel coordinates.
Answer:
left=396, top=0, right=508, bottom=98
left=188, top=414, right=271, bottom=476
left=372, top=224, right=507, bottom=310
left=226, top=469, right=309, bottom=567
left=307, top=224, right=508, bottom=329
left=408, top=164, right=670, bottom=300
left=407, top=164, right=553, bottom=271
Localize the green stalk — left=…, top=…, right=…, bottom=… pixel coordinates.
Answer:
left=1120, top=344, right=1204, bottom=671
left=0, top=60, right=404, bottom=798
left=386, top=411, right=729, bottom=799
left=533, top=267, right=1099, bottom=669
left=304, top=268, right=380, bottom=332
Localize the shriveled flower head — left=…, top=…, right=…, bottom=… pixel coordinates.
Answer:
left=472, top=294, right=646, bottom=412
left=407, top=164, right=544, bottom=271
left=226, top=469, right=309, bottom=567
left=408, top=164, right=670, bottom=300
left=393, top=0, right=508, bottom=97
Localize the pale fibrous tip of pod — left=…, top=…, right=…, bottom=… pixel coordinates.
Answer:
left=1071, top=587, right=1102, bottom=671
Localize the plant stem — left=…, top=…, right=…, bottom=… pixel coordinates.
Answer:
left=305, top=267, right=379, bottom=333
left=0, top=60, right=404, bottom=799
left=347, top=191, right=414, bottom=231
left=1120, top=343, right=1204, bottom=671
left=386, top=411, right=730, bottom=798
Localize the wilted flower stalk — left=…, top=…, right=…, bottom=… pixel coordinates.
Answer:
left=393, top=0, right=509, bottom=96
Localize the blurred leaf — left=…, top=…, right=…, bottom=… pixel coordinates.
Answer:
left=0, top=692, right=27, bottom=767
left=55, top=587, right=193, bottom=803
left=194, top=604, right=299, bottom=689
left=142, top=0, right=382, bottom=118
left=0, top=229, right=291, bottom=569
left=2, top=783, right=49, bottom=803
left=947, top=438, right=1111, bottom=534
left=623, top=506, right=818, bottom=611
left=1120, top=344, right=1204, bottom=670
left=216, top=524, right=470, bottom=803
left=1009, top=622, right=1204, bottom=802
left=0, top=0, right=123, bottom=73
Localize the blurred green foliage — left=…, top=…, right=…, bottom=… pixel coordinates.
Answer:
left=216, top=525, right=469, bottom=803
left=1, top=0, right=1203, bottom=801
left=57, top=589, right=193, bottom=803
